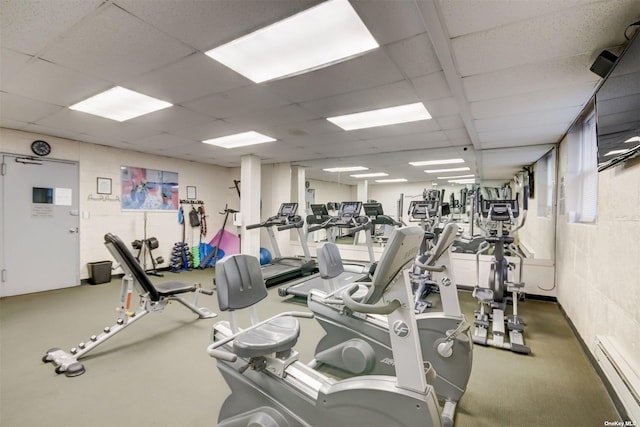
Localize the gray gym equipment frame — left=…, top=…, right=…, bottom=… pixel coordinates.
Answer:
left=42, top=233, right=216, bottom=377
left=307, top=222, right=471, bottom=427
left=208, top=227, right=444, bottom=427
left=472, top=194, right=530, bottom=355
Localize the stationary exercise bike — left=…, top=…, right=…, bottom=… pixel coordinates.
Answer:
left=472, top=188, right=530, bottom=354
left=208, top=227, right=444, bottom=427
left=307, top=222, right=471, bottom=427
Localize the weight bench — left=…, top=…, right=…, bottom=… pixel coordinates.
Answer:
left=42, top=233, right=216, bottom=377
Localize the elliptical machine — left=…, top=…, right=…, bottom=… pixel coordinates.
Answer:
left=208, top=227, right=444, bottom=427
left=472, top=187, right=530, bottom=354
left=307, top=222, right=471, bottom=427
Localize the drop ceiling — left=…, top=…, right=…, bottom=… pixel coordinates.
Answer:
left=1, top=0, right=639, bottom=185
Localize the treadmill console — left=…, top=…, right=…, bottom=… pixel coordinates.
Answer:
left=338, top=201, right=362, bottom=220
left=408, top=200, right=439, bottom=219
left=310, top=204, right=329, bottom=218
left=363, top=202, right=384, bottom=218
left=277, top=202, right=298, bottom=219
left=481, top=199, right=519, bottom=221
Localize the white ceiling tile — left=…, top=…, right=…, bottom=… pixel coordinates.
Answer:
left=127, top=106, right=216, bottom=133
left=435, top=115, right=465, bottom=130
left=479, top=133, right=560, bottom=150
left=41, top=5, right=195, bottom=82
left=412, top=71, right=452, bottom=101
left=35, top=109, right=160, bottom=142
left=223, top=105, right=317, bottom=128
left=423, top=97, right=460, bottom=117
left=0, top=0, right=103, bottom=55
left=300, top=81, right=416, bottom=117
left=0, top=92, right=63, bottom=123
left=125, top=53, right=250, bottom=104
left=479, top=122, right=569, bottom=144
left=439, top=0, right=593, bottom=38
left=451, top=0, right=640, bottom=77
left=351, top=0, right=425, bottom=46
left=386, top=33, right=441, bottom=78
left=470, top=81, right=597, bottom=119
left=265, top=49, right=404, bottom=103
left=463, top=53, right=599, bottom=102
left=475, top=106, right=583, bottom=133
left=171, top=119, right=244, bottom=142
left=182, top=85, right=291, bottom=119
left=3, top=59, right=111, bottom=106
left=131, top=133, right=196, bottom=149
left=115, top=0, right=321, bottom=51
left=0, top=49, right=32, bottom=88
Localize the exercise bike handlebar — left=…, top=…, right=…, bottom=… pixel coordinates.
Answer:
left=342, top=284, right=402, bottom=315
left=413, top=259, right=447, bottom=273
left=207, top=311, right=315, bottom=362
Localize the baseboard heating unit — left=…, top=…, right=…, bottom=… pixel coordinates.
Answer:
left=594, top=336, right=639, bottom=423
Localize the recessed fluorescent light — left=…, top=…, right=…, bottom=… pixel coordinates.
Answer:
left=350, top=172, right=389, bottom=178
left=323, top=166, right=369, bottom=173
left=202, top=131, right=276, bottom=149
left=624, top=136, right=640, bottom=143
left=375, top=178, right=407, bottom=183
left=448, top=179, right=476, bottom=184
left=409, top=158, right=464, bottom=167
left=327, top=102, right=431, bottom=131
left=424, top=167, right=471, bottom=174
left=205, top=0, right=378, bottom=83
left=437, top=174, right=474, bottom=179
left=69, top=87, right=172, bottom=121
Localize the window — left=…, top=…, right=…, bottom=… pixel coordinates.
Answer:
left=536, top=150, right=555, bottom=218
left=566, top=109, right=598, bottom=223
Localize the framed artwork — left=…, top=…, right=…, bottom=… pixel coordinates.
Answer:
left=186, top=186, right=197, bottom=200
left=97, top=177, right=112, bottom=195
left=120, top=166, right=179, bottom=211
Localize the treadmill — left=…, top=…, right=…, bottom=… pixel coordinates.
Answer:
left=362, top=202, right=402, bottom=245
left=246, top=202, right=316, bottom=287
left=278, top=201, right=374, bottom=299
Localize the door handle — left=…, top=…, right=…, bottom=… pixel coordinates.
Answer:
left=69, top=227, right=79, bottom=233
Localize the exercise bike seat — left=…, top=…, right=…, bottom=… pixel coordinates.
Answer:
left=233, top=316, right=300, bottom=358
left=215, top=254, right=301, bottom=358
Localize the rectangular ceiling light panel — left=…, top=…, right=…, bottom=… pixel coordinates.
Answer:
left=327, top=102, right=431, bottom=131
left=69, top=87, right=172, bottom=122
left=375, top=178, right=407, bottom=183
left=437, top=174, right=474, bottom=179
left=323, top=166, right=368, bottom=172
left=409, top=158, right=464, bottom=166
left=424, top=167, right=471, bottom=174
left=202, top=131, right=276, bottom=149
left=205, top=0, right=378, bottom=83
left=350, top=172, right=389, bottom=178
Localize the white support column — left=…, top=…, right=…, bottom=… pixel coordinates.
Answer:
left=357, top=180, right=369, bottom=202
left=241, top=155, right=261, bottom=258
left=269, top=163, right=292, bottom=256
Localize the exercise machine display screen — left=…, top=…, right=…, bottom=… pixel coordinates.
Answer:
left=481, top=200, right=519, bottom=220
left=338, top=201, right=362, bottom=218
left=310, top=204, right=329, bottom=216
left=409, top=200, right=438, bottom=219
left=363, top=203, right=384, bottom=217
left=278, top=203, right=298, bottom=217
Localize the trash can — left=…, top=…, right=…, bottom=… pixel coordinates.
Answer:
left=88, top=261, right=112, bottom=285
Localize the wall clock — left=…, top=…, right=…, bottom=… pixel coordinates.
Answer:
left=31, top=140, right=51, bottom=157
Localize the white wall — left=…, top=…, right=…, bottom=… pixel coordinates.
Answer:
left=1, top=128, right=235, bottom=280
left=307, top=179, right=355, bottom=207
left=555, top=134, right=640, bottom=376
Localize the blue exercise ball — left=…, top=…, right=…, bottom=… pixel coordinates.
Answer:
left=259, top=247, right=272, bottom=265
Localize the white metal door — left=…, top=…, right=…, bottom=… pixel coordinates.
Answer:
left=1, top=154, right=80, bottom=297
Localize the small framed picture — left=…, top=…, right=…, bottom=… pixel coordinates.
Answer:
left=97, top=177, right=112, bottom=195
left=186, top=186, right=197, bottom=200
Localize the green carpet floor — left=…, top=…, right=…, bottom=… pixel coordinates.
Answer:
left=0, top=268, right=620, bottom=427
